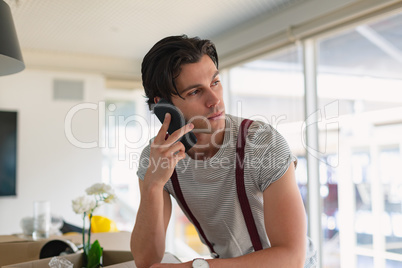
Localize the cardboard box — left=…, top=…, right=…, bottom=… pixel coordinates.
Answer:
left=0, top=238, right=52, bottom=267
left=3, top=251, right=181, bottom=268
left=63, top=231, right=131, bottom=251
left=0, top=235, right=29, bottom=243
left=0, top=232, right=132, bottom=267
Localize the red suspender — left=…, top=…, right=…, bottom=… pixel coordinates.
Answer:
left=170, top=119, right=262, bottom=258
left=236, top=119, right=263, bottom=251
left=171, top=169, right=219, bottom=258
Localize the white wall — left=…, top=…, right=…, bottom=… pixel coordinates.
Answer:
left=0, top=69, right=105, bottom=235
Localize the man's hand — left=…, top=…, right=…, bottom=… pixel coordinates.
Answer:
left=145, top=112, right=194, bottom=188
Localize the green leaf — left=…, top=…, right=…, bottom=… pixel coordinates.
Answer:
left=87, top=240, right=103, bottom=268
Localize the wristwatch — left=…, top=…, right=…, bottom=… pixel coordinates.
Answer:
left=192, top=258, right=209, bottom=268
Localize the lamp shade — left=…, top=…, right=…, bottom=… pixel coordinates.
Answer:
left=0, top=0, right=25, bottom=76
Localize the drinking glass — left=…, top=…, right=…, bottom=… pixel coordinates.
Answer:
left=32, top=200, right=50, bottom=240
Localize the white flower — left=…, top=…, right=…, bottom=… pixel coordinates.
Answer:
left=85, top=183, right=114, bottom=196
left=104, top=194, right=117, bottom=203
left=72, top=195, right=96, bottom=214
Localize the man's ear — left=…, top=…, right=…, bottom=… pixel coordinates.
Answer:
left=154, top=97, right=161, bottom=104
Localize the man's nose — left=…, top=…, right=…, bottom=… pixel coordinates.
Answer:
left=206, top=89, right=220, bottom=108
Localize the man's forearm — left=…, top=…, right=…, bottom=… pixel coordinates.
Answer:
left=131, top=183, right=167, bottom=268
left=207, top=246, right=305, bottom=268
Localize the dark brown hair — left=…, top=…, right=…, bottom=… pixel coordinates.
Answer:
left=141, top=35, right=218, bottom=110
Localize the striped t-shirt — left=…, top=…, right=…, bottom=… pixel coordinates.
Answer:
left=137, top=114, right=316, bottom=266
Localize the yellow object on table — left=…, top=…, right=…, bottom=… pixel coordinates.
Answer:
left=90, top=215, right=119, bottom=233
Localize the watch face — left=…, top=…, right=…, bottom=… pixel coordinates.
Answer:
left=192, top=258, right=209, bottom=268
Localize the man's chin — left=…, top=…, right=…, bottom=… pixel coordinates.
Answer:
left=192, top=129, right=214, bottom=134
left=193, top=121, right=226, bottom=134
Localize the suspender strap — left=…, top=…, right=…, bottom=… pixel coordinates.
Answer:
left=236, top=119, right=263, bottom=251
left=171, top=170, right=219, bottom=258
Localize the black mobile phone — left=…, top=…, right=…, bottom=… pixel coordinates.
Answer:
left=153, top=98, right=197, bottom=152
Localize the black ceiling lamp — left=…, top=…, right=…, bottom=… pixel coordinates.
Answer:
left=0, top=0, right=25, bottom=76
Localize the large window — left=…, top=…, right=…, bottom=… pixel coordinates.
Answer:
left=317, top=12, right=402, bottom=268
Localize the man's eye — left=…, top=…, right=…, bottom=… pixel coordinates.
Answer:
left=212, top=80, right=220, bottom=86
left=189, top=89, right=199, bottom=96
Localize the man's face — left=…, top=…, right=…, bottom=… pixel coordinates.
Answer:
left=171, top=55, right=226, bottom=134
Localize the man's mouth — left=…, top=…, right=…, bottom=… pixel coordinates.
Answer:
left=207, top=111, right=224, bottom=120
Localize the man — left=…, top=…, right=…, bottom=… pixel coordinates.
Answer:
left=131, top=35, right=316, bottom=268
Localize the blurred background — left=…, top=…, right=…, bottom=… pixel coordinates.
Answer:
left=1, top=0, right=402, bottom=267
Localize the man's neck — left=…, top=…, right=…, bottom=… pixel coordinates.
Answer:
left=186, top=129, right=225, bottom=160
